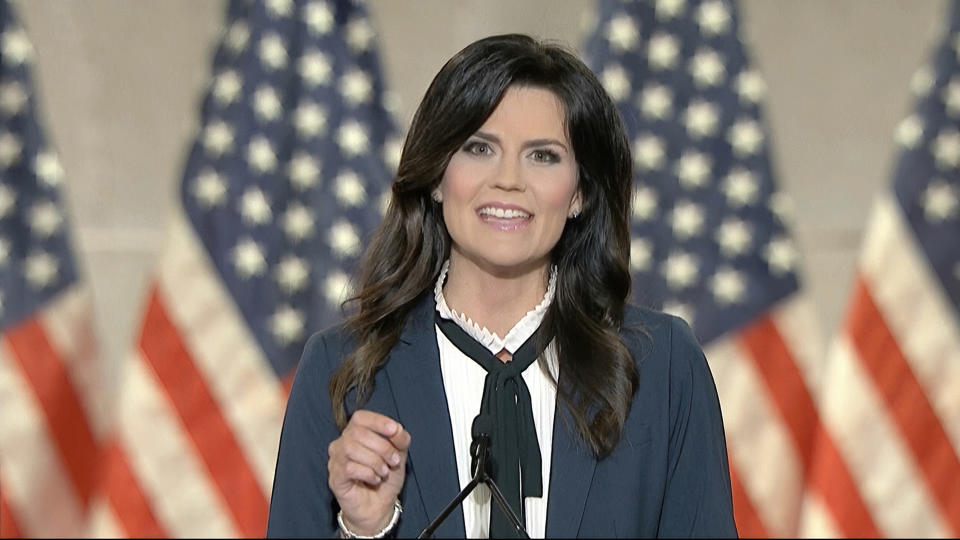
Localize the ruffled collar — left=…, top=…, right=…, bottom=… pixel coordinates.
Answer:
left=434, top=260, right=556, bottom=355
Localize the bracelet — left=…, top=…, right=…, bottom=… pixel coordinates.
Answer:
left=337, top=499, right=402, bottom=539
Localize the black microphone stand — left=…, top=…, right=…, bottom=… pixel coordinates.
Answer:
left=417, top=417, right=529, bottom=539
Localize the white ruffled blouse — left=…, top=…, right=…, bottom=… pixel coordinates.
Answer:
left=433, top=261, right=559, bottom=539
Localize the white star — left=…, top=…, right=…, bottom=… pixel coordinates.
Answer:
left=932, top=128, right=960, bottom=169
left=305, top=1, right=335, bottom=35
left=723, top=168, right=759, bottom=207
left=662, top=300, right=694, bottom=325
left=300, top=50, right=333, bottom=87
left=329, top=219, right=361, bottom=258
left=29, top=201, right=62, bottom=238
left=384, top=90, right=401, bottom=115
left=240, top=187, right=272, bottom=225
left=335, top=170, right=366, bottom=206
left=247, top=136, right=277, bottom=173
left=690, top=49, right=725, bottom=87
left=0, top=237, right=9, bottom=267
left=606, top=14, right=640, bottom=52
left=921, top=180, right=957, bottom=222
left=630, top=237, right=653, bottom=271
left=294, top=101, right=328, bottom=138
left=378, top=189, right=391, bottom=216
left=192, top=169, right=227, bottom=208
left=266, top=0, right=294, bottom=17
left=232, top=238, right=267, bottom=278
left=25, top=251, right=58, bottom=288
left=697, top=0, right=731, bottom=35
left=770, top=191, right=793, bottom=224
left=275, top=255, right=309, bottom=293
left=384, top=136, right=403, bottom=174
left=224, top=21, right=250, bottom=54
left=895, top=115, right=924, bottom=149
left=944, top=78, right=960, bottom=117
left=711, top=267, right=746, bottom=304
left=259, top=33, right=288, bottom=71
left=632, top=185, right=658, bottom=221
left=288, top=152, right=321, bottom=190
left=648, top=33, right=680, bottom=70
left=213, top=70, right=243, bottom=106
left=0, top=132, right=21, bottom=166
left=655, top=0, right=686, bottom=20
left=911, top=65, right=935, bottom=98
left=0, top=81, right=27, bottom=116
left=270, top=305, right=305, bottom=345
left=254, top=85, right=283, bottom=122
left=346, top=17, right=375, bottom=52
left=736, top=69, right=766, bottom=104
left=601, top=64, right=631, bottom=102
left=684, top=100, right=720, bottom=138
left=35, top=151, right=64, bottom=187
left=728, top=119, right=764, bottom=156
left=337, top=120, right=370, bottom=156
left=2, top=28, right=33, bottom=65
left=633, top=134, right=666, bottom=170
left=282, top=203, right=315, bottom=242
left=203, top=120, right=234, bottom=156
left=0, top=184, right=14, bottom=218
left=675, top=151, right=712, bottom=189
left=340, top=69, right=373, bottom=105
left=670, top=201, right=705, bottom=238
left=662, top=251, right=699, bottom=290
left=324, top=270, right=353, bottom=307
left=764, top=236, right=798, bottom=275
left=639, top=84, right=673, bottom=119
left=716, top=219, right=752, bottom=257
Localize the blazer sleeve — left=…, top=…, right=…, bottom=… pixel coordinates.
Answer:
left=657, top=316, right=738, bottom=538
left=266, top=332, right=340, bottom=538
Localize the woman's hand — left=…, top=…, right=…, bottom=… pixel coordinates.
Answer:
left=328, top=410, right=411, bottom=536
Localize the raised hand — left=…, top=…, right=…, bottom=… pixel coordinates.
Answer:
left=327, top=410, right=411, bottom=536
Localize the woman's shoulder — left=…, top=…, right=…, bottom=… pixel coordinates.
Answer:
left=620, top=303, right=707, bottom=370
left=294, top=323, right=355, bottom=381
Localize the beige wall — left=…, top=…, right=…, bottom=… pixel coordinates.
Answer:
left=15, top=0, right=948, bottom=381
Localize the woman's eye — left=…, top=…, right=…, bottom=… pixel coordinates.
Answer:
left=531, top=149, right=560, bottom=163
left=464, top=141, right=492, bottom=156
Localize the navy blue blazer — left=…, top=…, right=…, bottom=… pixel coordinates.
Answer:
left=266, top=294, right=737, bottom=538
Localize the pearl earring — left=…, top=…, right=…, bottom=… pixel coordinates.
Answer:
left=432, top=191, right=442, bottom=203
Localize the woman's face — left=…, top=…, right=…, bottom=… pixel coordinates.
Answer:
left=438, top=85, right=581, bottom=277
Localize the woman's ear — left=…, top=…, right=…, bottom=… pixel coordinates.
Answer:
left=568, top=191, right=582, bottom=218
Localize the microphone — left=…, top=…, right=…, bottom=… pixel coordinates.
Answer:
left=418, top=414, right=529, bottom=538
left=470, top=414, right=493, bottom=478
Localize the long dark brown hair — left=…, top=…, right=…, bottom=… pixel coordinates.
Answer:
left=330, top=34, right=637, bottom=458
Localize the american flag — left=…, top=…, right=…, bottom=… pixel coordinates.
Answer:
left=584, top=0, right=840, bottom=536
left=0, top=0, right=106, bottom=536
left=87, top=0, right=398, bottom=536
left=800, top=1, right=960, bottom=536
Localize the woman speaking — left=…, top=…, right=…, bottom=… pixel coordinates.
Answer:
left=266, top=33, right=737, bottom=539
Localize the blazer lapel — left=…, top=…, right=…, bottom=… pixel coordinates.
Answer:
left=384, top=294, right=465, bottom=538
left=545, top=403, right=597, bottom=537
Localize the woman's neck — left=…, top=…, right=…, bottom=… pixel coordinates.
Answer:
left=441, top=256, right=551, bottom=339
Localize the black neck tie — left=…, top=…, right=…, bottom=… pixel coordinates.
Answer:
left=434, top=311, right=550, bottom=538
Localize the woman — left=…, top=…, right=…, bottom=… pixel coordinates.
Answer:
left=267, top=34, right=737, bottom=538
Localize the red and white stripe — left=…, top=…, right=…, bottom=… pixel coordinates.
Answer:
left=88, top=209, right=289, bottom=537
left=799, top=194, right=960, bottom=537
left=0, top=286, right=106, bottom=537
left=705, top=288, right=886, bottom=537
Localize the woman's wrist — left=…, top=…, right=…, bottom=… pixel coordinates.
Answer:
left=338, top=499, right=402, bottom=539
